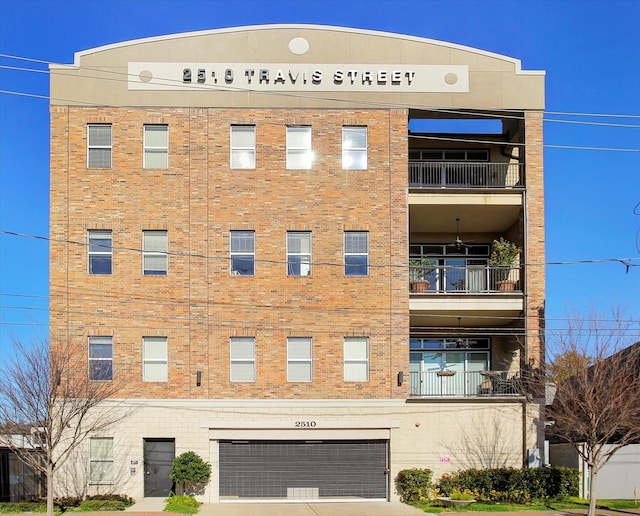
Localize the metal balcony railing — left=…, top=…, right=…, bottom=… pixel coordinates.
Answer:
left=409, top=265, right=521, bottom=293
left=409, top=370, right=523, bottom=397
left=409, top=161, right=523, bottom=188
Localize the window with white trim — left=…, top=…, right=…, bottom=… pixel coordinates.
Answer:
left=89, top=337, right=113, bottom=381
left=143, top=230, right=168, bottom=275
left=342, top=126, right=367, bottom=170
left=287, top=232, right=311, bottom=276
left=287, top=337, right=312, bottom=382
left=286, top=126, right=313, bottom=169
left=88, top=230, right=112, bottom=275
left=143, top=337, right=168, bottom=382
left=143, top=125, right=168, bottom=169
left=89, top=437, right=114, bottom=483
left=344, top=337, right=369, bottom=382
left=344, top=231, right=369, bottom=276
left=230, top=125, right=256, bottom=169
left=230, top=337, right=255, bottom=382
left=87, top=124, right=112, bottom=168
left=230, top=231, right=255, bottom=276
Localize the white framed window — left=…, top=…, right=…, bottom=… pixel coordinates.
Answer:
left=143, top=230, right=168, bottom=275
left=89, top=337, right=113, bottom=381
left=230, top=337, right=255, bottom=382
left=287, top=232, right=311, bottom=276
left=230, top=125, right=256, bottom=169
left=143, top=124, right=168, bottom=169
left=344, top=231, right=369, bottom=276
left=287, top=337, right=312, bottom=382
left=344, top=337, right=369, bottom=382
left=230, top=230, right=255, bottom=276
left=88, top=230, right=112, bottom=275
left=87, top=124, right=112, bottom=168
left=143, top=337, right=168, bottom=382
left=342, top=126, right=367, bottom=170
left=89, top=437, right=114, bottom=483
left=286, top=126, right=313, bottom=169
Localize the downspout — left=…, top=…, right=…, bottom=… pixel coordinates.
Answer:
left=522, top=153, right=529, bottom=468
left=522, top=399, right=528, bottom=468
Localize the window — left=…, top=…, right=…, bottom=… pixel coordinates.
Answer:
left=143, top=337, right=168, bottom=382
left=230, top=231, right=255, bottom=276
left=286, top=126, right=313, bottom=169
left=287, top=337, right=312, bottom=382
left=408, top=149, right=489, bottom=161
left=143, top=230, right=168, bottom=275
left=89, top=438, right=114, bottom=483
left=409, top=243, right=491, bottom=292
left=230, top=125, right=256, bottom=169
left=344, top=231, right=369, bottom=276
left=409, top=342, right=490, bottom=396
left=88, top=230, right=112, bottom=275
left=89, top=337, right=113, bottom=381
left=344, top=337, right=369, bottom=382
left=87, top=124, right=112, bottom=168
left=342, top=126, right=367, bottom=170
left=287, top=232, right=311, bottom=276
left=230, top=337, right=255, bottom=382
left=143, top=125, right=168, bottom=169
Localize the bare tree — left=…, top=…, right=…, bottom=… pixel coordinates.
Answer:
left=544, top=309, right=640, bottom=516
left=0, top=335, right=133, bottom=516
left=448, top=412, right=521, bottom=469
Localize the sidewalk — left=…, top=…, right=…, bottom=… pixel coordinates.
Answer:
left=13, top=497, right=640, bottom=516
left=120, top=497, right=640, bottom=516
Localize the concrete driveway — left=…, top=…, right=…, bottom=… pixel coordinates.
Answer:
left=126, top=497, right=424, bottom=515
left=198, top=501, right=425, bottom=515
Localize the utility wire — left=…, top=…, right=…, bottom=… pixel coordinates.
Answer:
left=2, top=228, right=639, bottom=270
left=2, top=54, right=640, bottom=130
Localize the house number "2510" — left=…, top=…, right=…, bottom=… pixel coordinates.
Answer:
left=294, top=421, right=317, bottom=428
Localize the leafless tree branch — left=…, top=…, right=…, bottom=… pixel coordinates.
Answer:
left=540, top=308, right=640, bottom=516
left=0, top=335, right=135, bottom=515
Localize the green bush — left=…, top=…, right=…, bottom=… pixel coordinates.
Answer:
left=54, top=496, right=82, bottom=510
left=170, top=451, right=212, bottom=495
left=396, top=468, right=434, bottom=503
left=85, top=494, right=135, bottom=506
left=435, top=467, right=579, bottom=504
left=164, top=494, right=200, bottom=514
left=76, top=499, right=127, bottom=512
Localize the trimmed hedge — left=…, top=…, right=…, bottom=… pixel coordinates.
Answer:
left=437, top=467, right=579, bottom=503
left=396, top=468, right=434, bottom=503
left=76, top=499, right=127, bottom=512
left=85, top=494, right=134, bottom=505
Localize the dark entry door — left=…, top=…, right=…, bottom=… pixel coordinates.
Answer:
left=143, top=438, right=175, bottom=497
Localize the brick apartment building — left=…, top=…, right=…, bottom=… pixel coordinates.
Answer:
left=49, top=25, right=545, bottom=502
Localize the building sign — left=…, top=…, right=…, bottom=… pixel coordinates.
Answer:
left=128, top=63, right=469, bottom=93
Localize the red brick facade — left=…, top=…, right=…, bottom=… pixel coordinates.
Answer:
left=50, top=107, right=410, bottom=400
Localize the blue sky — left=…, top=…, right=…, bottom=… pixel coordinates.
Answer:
left=0, top=0, right=639, bottom=348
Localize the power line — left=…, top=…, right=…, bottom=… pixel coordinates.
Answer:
left=1, top=54, right=640, bottom=139
left=2, top=228, right=639, bottom=270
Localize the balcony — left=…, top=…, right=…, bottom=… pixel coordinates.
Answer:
left=409, top=264, right=521, bottom=294
left=409, top=370, right=522, bottom=398
left=409, top=161, right=523, bottom=189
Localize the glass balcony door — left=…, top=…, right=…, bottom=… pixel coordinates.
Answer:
left=410, top=351, right=489, bottom=396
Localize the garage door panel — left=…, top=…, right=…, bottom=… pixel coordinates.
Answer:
left=219, top=440, right=387, bottom=500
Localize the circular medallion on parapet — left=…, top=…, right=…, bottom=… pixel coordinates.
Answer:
left=289, top=37, right=310, bottom=55
left=444, top=72, right=459, bottom=85
left=139, top=70, right=153, bottom=83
